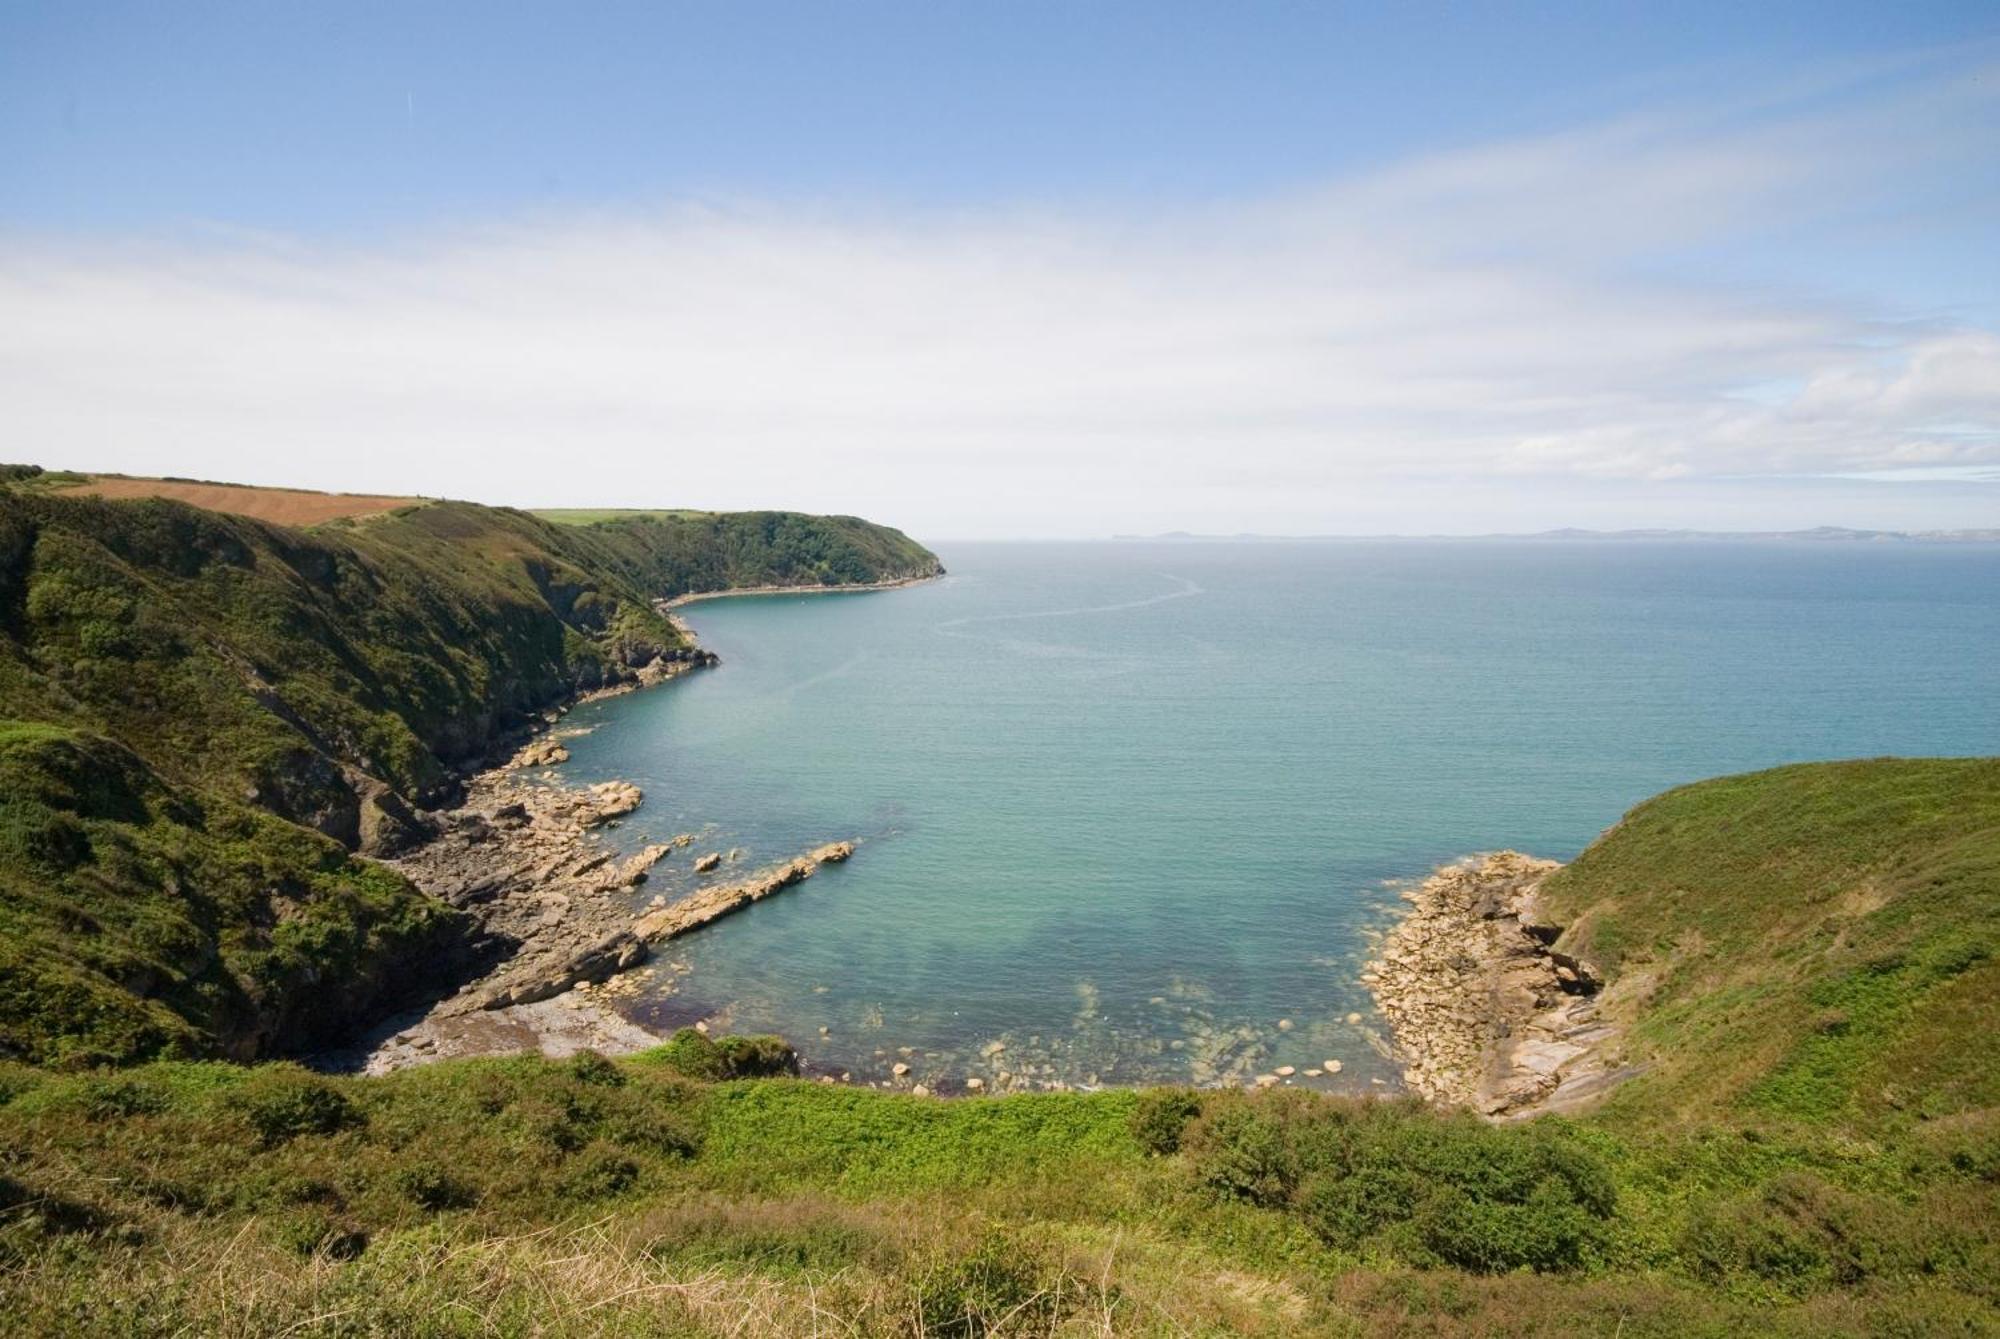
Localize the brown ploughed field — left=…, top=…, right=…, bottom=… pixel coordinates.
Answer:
left=65, top=476, right=422, bottom=525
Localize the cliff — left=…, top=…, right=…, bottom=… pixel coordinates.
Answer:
left=0, top=481, right=940, bottom=1066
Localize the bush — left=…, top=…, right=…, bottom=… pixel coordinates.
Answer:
left=715, top=1035, right=799, bottom=1079
left=567, top=1049, right=626, bottom=1087
left=227, top=1066, right=360, bottom=1148
left=394, top=1164, right=477, bottom=1212
left=635, top=1029, right=797, bottom=1081
left=268, top=1208, right=367, bottom=1260
left=1129, top=1088, right=1202, bottom=1155
left=1183, top=1091, right=1617, bottom=1273
left=636, top=1030, right=728, bottom=1081
left=561, top=1141, right=640, bottom=1200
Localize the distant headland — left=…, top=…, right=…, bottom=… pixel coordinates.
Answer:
left=1114, top=525, right=2000, bottom=542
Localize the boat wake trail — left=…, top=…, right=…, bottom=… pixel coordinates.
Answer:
left=934, top=574, right=1204, bottom=638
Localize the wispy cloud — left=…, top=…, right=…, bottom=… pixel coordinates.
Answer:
left=2, top=52, right=1995, bottom=535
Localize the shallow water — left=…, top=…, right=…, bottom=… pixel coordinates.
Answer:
left=555, top=540, right=2000, bottom=1092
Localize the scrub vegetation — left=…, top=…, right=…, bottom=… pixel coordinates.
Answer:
left=0, top=468, right=1992, bottom=1334
left=0, top=472, right=940, bottom=1069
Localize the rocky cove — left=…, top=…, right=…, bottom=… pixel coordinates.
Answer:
left=1363, top=851, right=1641, bottom=1117
left=337, top=714, right=858, bottom=1073
left=324, top=581, right=1629, bottom=1117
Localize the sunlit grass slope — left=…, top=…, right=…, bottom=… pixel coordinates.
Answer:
left=2, top=760, right=1995, bottom=1334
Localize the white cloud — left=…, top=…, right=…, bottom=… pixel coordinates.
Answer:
left=1, top=58, right=1995, bottom=536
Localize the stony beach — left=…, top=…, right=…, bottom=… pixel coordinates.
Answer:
left=1363, top=851, right=1638, bottom=1116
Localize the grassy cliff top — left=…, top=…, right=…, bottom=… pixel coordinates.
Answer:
left=1540, top=757, right=1999, bottom=1134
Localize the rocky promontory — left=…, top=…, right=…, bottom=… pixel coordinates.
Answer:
left=348, top=724, right=859, bottom=1072
left=1365, top=851, right=1638, bottom=1117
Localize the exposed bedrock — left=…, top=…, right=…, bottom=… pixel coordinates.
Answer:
left=1366, top=851, right=1638, bottom=1117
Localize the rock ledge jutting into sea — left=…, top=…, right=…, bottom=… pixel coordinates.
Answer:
left=1366, top=851, right=1641, bottom=1117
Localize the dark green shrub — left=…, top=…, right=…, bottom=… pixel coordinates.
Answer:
left=1182, top=1095, right=1301, bottom=1207
left=1671, top=1171, right=1969, bottom=1293
left=76, top=1075, right=169, bottom=1122
left=561, top=1142, right=640, bottom=1200
left=227, top=1066, right=359, bottom=1148
left=637, top=1029, right=728, bottom=1081
left=268, top=1208, right=367, bottom=1260
left=599, top=1097, right=702, bottom=1160
left=506, top=1095, right=591, bottom=1154
left=395, top=1164, right=477, bottom=1212
left=715, top=1034, right=799, bottom=1078
left=1409, top=1179, right=1606, bottom=1273
left=1184, top=1092, right=1616, bottom=1273
left=568, top=1049, right=626, bottom=1087
left=1129, top=1088, right=1202, bottom=1155
left=635, top=1030, right=798, bottom=1081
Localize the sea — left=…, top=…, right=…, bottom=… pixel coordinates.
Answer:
left=554, top=540, right=2000, bottom=1091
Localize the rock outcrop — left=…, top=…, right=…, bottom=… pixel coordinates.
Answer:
left=631, top=842, right=855, bottom=942
left=1366, top=852, right=1635, bottom=1117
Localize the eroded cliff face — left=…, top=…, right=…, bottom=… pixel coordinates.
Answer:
left=1366, top=852, right=1640, bottom=1117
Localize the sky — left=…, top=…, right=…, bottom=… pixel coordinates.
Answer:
left=3, top=2, right=1998, bottom=538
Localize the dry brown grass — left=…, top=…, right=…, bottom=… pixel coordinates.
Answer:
left=64, top=475, right=422, bottom=525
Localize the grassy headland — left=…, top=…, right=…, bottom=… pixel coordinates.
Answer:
left=0, top=471, right=940, bottom=1068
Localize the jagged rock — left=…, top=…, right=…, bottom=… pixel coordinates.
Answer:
left=513, top=738, right=570, bottom=768
left=580, top=782, right=642, bottom=825
left=631, top=840, right=861, bottom=943
left=1367, top=851, right=1628, bottom=1118
left=693, top=852, right=722, bottom=873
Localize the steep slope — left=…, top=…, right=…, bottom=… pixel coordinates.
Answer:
left=1536, top=757, right=2000, bottom=1132
left=0, top=480, right=940, bottom=1065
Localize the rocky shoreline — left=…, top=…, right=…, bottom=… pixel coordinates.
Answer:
left=1364, top=852, right=1639, bottom=1117
left=661, top=572, right=943, bottom=608
left=331, top=574, right=942, bottom=1075
left=336, top=657, right=857, bottom=1073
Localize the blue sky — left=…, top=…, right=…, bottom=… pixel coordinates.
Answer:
left=3, top=3, right=1997, bottom=535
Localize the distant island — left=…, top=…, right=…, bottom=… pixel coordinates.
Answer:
left=1115, top=524, right=2000, bottom=542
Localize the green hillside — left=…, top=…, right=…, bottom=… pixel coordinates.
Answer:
left=0, top=468, right=1990, bottom=1334
left=0, top=479, right=940, bottom=1067
left=1, top=761, right=1994, bottom=1334
left=1540, top=757, right=2000, bottom=1134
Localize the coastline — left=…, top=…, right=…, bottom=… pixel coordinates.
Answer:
left=1363, top=851, right=1639, bottom=1118
left=350, top=566, right=1642, bottom=1111
left=340, top=576, right=936, bottom=1073
left=661, top=571, right=944, bottom=609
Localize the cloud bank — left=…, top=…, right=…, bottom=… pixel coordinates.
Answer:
left=3, top=57, right=1996, bottom=536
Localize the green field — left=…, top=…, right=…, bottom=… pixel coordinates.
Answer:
left=533, top=507, right=711, bottom=526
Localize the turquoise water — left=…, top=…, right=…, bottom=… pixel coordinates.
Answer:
left=559, top=541, right=2000, bottom=1092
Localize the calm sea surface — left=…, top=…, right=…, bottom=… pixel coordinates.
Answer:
left=556, top=541, right=2000, bottom=1091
